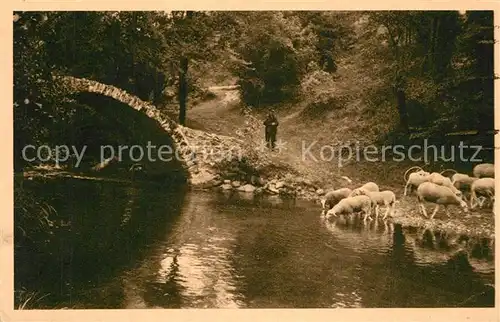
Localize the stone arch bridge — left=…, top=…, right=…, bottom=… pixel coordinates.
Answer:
left=57, top=75, right=245, bottom=185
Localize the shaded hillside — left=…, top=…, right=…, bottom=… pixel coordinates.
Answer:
left=185, top=12, right=494, bottom=190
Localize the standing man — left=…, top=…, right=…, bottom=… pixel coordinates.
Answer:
left=263, top=110, right=279, bottom=151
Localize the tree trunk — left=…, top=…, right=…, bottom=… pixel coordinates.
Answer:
left=394, top=75, right=409, bottom=133
left=430, top=16, right=439, bottom=73
left=177, top=11, right=193, bottom=126
left=178, top=57, right=188, bottom=126
left=395, top=87, right=409, bottom=133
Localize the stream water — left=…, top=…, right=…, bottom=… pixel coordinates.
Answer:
left=14, top=178, right=495, bottom=309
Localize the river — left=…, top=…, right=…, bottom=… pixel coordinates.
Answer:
left=14, top=178, right=495, bottom=309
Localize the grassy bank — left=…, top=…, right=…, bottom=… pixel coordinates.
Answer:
left=180, top=85, right=495, bottom=243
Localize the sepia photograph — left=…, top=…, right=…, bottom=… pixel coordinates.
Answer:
left=11, top=8, right=496, bottom=312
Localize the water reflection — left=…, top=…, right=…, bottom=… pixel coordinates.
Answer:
left=323, top=215, right=394, bottom=254
left=321, top=216, right=494, bottom=307
left=15, top=178, right=187, bottom=309
left=15, top=182, right=495, bottom=309
left=119, top=192, right=245, bottom=308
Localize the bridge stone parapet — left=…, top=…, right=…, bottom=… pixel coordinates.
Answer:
left=56, top=75, right=247, bottom=185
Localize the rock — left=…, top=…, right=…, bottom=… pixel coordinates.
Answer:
left=211, top=179, right=222, bottom=187
left=223, top=179, right=231, bottom=184
left=231, top=180, right=241, bottom=188
left=257, top=177, right=267, bottom=186
left=309, top=187, right=316, bottom=192
left=220, top=184, right=232, bottom=190
left=250, top=175, right=259, bottom=185
left=275, top=181, right=285, bottom=189
left=225, top=172, right=239, bottom=179
left=267, top=184, right=280, bottom=194
left=316, top=188, right=325, bottom=195
left=254, top=187, right=263, bottom=194
left=238, top=184, right=256, bottom=193
left=303, top=178, right=313, bottom=186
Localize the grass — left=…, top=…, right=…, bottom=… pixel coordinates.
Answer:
left=15, top=288, right=51, bottom=310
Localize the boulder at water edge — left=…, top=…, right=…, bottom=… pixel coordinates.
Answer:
left=221, top=183, right=232, bottom=190
left=238, top=184, right=256, bottom=193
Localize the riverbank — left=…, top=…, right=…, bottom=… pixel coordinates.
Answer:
left=197, top=172, right=495, bottom=241
left=14, top=178, right=495, bottom=309
left=19, top=155, right=496, bottom=244
left=15, top=166, right=495, bottom=310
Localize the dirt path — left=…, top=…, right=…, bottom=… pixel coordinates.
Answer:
left=186, top=90, right=495, bottom=240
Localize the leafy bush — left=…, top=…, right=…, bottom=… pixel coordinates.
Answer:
left=231, top=12, right=318, bottom=107
left=236, top=36, right=303, bottom=106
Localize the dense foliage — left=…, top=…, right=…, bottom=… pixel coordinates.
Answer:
left=14, top=10, right=495, bottom=170
left=362, top=11, right=495, bottom=135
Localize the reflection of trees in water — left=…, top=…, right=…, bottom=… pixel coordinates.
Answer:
left=121, top=191, right=245, bottom=308
left=381, top=225, right=495, bottom=307
left=139, top=248, right=184, bottom=308
left=321, top=216, right=494, bottom=307
left=15, top=179, right=187, bottom=308
left=230, top=205, right=368, bottom=308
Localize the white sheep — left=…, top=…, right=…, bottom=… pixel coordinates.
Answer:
left=404, top=167, right=462, bottom=197
left=320, top=187, right=353, bottom=214
left=473, top=163, right=494, bottom=178
left=354, top=188, right=397, bottom=220
left=427, top=172, right=463, bottom=197
left=470, top=177, right=495, bottom=209
left=416, top=182, right=469, bottom=219
left=449, top=172, right=478, bottom=195
left=325, top=195, right=373, bottom=222
left=404, top=171, right=430, bottom=196
left=350, top=182, right=379, bottom=197
left=403, top=166, right=430, bottom=196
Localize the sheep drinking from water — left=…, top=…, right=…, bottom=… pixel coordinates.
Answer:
left=320, top=188, right=353, bottom=215
left=473, top=163, right=494, bottom=178
left=470, top=177, right=495, bottom=209
left=354, top=188, right=397, bottom=220
left=325, top=195, right=373, bottom=222
left=416, top=182, right=469, bottom=219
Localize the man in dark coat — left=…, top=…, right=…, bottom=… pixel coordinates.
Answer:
left=263, top=110, right=279, bottom=150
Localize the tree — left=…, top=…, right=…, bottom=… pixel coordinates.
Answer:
left=451, top=11, right=495, bottom=132
left=231, top=12, right=318, bottom=107
left=42, top=12, right=168, bottom=103
left=13, top=12, right=69, bottom=170
left=292, top=11, right=355, bottom=73
left=365, top=11, right=463, bottom=134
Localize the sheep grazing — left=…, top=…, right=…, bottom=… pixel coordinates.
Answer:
left=403, top=166, right=430, bottom=196
left=350, top=182, right=379, bottom=197
left=470, top=177, right=495, bottom=209
left=325, top=195, right=373, bottom=222
left=320, top=188, right=353, bottom=215
left=403, top=166, right=462, bottom=197
left=427, top=172, right=463, bottom=197
left=450, top=172, right=477, bottom=193
left=354, top=188, right=397, bottom=220
left=473, top=163, right=494, bottom=178
left=416, top=182, right=468, bottom=219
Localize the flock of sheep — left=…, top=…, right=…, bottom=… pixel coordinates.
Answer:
left=320, top=163, right=495, bottom=222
